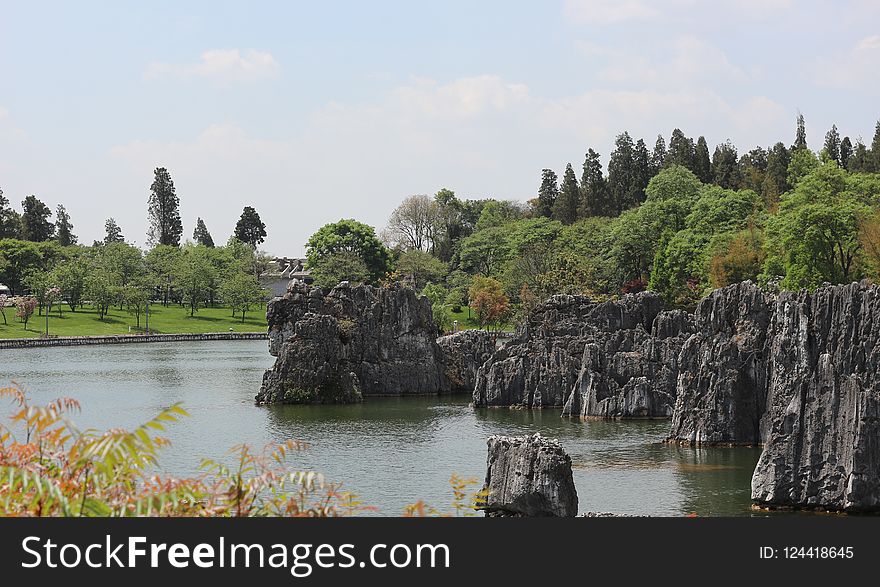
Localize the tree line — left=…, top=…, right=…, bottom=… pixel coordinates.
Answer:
left=0, top=167, right=272, bottom=329
left=300, top=115, right=880, bottom=332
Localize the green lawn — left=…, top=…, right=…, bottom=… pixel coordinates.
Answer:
left=444, top=307, right=513, bottom=332
left=0, top=303, right=267, bottom=339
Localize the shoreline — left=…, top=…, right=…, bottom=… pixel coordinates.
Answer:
left=0, top=331, right=267, bottom=349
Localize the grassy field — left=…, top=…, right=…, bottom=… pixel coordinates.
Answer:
left=0, top=303, right=267, bottom=339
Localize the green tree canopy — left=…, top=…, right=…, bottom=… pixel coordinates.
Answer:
left=306, top=219, right=392, bottom=284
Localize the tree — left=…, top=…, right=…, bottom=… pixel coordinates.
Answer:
left=420, top=282, right=450, bottom=334
left=23, top=269, right=52, bottom=315
left=840, top=136, right=853, bottom=170
left=121, top=282, right=151, bottom=328
left=459, top=226, right=510, bottom=276
left=633, top=138, right=651, bottom=204
left=665, top=129, right=695, bottom=171
left=432, top=188, right=471, bottom=263
left=104, top=218, right=125, bottom=244
left=579, top=149, right=608, bottom=217
left=850, top=139, right=871, bottom=173
left=859, top=209, right=880, bottom=279
left=145, top=244, right=181, bottom=306
left=54, top=204, right=77, bottom=246
left=193, top=217, right=215, bottom=247
left=537, top=169, right=559, bottom=218
left=14, top=296, right=37, bottom=330
left=219, top=272, right=266, bottom=322
left=0, top=293, right=7, bottom=325
left=871, top=120, right=880, bottom=172
left=384, top=195, right=439, bottom=252
left=147, top=167, right=183, bottom=247
left=694, top=136, right=712, bottom=183
left=0, top=239, right=43, bottom=294
left=607, top=132, right=638, bottom=213
left=0, top=187, right=23, bottom=239
left=52, top=259, right=88, bottom=312
left=823, top=124, right=841, bottom=164
left=468, top=276, right=509, bottom=334
left=234, top=206, right=267, bottom=248
left=763, top=142, right=791, bottom=207
left=711, top=141, right=741, bottom=189
left=174, top=245, right=217, bottom=316
left=305, top=219, right=392, bottom=284
left=310, top=250, right=372, bottom=289
left=395, top=249, right=447, bottom=290
left=85, top=269, right=116, bottom=320
left=20, top=195, right=54, bottom=242
left=793, top=112, right=808, bottom=151
left=552, top=163, right=579, bottom=224
left=650, top=135, right=667, bottom=175
left=764, top=164, right=878, bottom=288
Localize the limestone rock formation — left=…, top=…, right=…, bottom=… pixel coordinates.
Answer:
left=750, top=282, right=880, bottom=511
left=257, top=281, right=449, bottom=404
left=479, top=433, right=578, bottom=517
left=436, top=329, right=495, bottom=392
left=666, top=281, right=773, bottom=445
left=473, top=291, right=689, bottom=417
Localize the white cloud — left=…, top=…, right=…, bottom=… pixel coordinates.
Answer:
left=588, top=36, right=749, bottom=88
left=105, top=73, right=790, bottom=254
left=857, top=35, right=880, bottom=50
left=564, top=0, right=792, bottom=25
left=144, top=49, right=279, bottom=83
left=563, top=0, right=657, bottom=24
left=811, top=36, right=880, bottom=90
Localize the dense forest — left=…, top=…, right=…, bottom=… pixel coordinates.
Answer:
left=305, top=115, right=880, bottom=330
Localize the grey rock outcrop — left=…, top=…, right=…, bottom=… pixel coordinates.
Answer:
left=479, top=433, right=578, bottom=517
left=257, top=281, right=449, bottom=404
left=750, top=282, right=880, bottom=511
left=437, top=330, right=495, bottom=392
left=473, top=291, right=690, bottom=417
left=666, top=281, right=773, bottom=445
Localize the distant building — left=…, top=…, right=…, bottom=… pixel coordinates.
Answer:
left=261, top=257, right=312, bottom=297
left=0, top=283, right=10, bottom=296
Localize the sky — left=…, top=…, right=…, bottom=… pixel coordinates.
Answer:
left=1, top=0, right=879, bottom=256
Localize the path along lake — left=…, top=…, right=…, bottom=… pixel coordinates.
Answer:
left=2, top=339, right=763, bottom=516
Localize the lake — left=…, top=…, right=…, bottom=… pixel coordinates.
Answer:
left=2, top=340, right=764, bottom=516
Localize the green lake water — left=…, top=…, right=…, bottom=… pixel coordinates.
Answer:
left=2, top=340, right=765, bottom=516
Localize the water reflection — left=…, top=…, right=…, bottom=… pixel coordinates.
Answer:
left=3, top=341, right=764, bottom=516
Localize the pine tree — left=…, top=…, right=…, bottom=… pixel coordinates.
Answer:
left=54, top=204, right=77, bottom=246
left=0, top=186, right=21, bottom=238
left=694, top=136, right=712, bottom=183
left=536, top=169, right=559, bottom=218
left=871, top=120, right=880, bottom=172
left=633, top=138, right=651, bottom=205
left=850, top=139, right=870, bottom=173
left=793, top=112, right=807, bottom=151
left=147, top=167, right=183, bottom=247
left=234, top=206, right=267, bottom=247
left=823, top=124, right=841, bottom=164
left=104, top=218, right=125, bottom=244
left=20, top=195, right=54, bottom=242
left=579, top=149, right=607, bottom=217
left=552, top=163, right=580, bottom=225
left=193, top=217, right=215, bottom=247
left=607, top=132, right=637, bottom=213
left=763, top=142, right=791, bottom=205
left=840, top=136, right=853, bottom=170
left=665, top=128, right=695, bottom=171
left=650, top=135, right=666, bottom=175
left=711, top=141, right=741, bottom=189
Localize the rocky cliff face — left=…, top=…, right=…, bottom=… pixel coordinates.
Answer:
left=473, top=292, right=689, bottom=418
left=666, top=282, right=773, bottom=445
left=257, top=281, right=449, bottom=404
left=750, top=282, right=880, bottom=511
left=479, top=433, right=578, bottom=517
left=437, top=330, right=495, bottom=392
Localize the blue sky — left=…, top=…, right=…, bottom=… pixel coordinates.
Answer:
left=1, top=0, right=879, bottom=254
